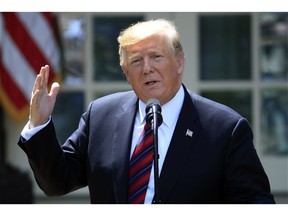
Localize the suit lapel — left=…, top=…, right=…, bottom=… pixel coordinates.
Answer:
left=158, top=86, right=201, bottom=203
left=112, top=94, right=138, bottom=203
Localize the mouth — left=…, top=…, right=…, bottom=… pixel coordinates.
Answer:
left=145, top=81, right=158, bottom=86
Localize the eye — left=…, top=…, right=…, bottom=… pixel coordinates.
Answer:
left=130, top=58, right=141, bottom=66
left=132, top=59, right=140, bottom=63
left=153, top=55, right=162, bottom=61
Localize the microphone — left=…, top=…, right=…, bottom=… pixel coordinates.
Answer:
left=145, top=98, right=162, bottom=204
left=145, top=98, right=163, bottom=128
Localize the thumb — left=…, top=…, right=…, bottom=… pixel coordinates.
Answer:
left=49, top=82, right=61, bottom=98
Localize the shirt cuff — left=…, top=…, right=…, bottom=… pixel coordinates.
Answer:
left=21, top=117, right=51, bottom=141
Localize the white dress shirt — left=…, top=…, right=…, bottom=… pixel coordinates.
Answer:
left=131, top=85, right=184, bottom=204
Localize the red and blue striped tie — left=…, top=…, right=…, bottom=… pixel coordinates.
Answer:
left=128, top=124, right=153, bottom=204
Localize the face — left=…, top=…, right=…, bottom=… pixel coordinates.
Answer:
left=122, top=34, right=184, bottom=105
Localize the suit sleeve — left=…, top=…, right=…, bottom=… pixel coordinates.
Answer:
left=18, top=115, right=89, bottom=196
left=223, top=118, right=275, bottom=203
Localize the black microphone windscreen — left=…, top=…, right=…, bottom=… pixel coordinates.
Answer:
left=146, top=98, right=160, bottom=108
left=145, top=98, right=163, bottom=127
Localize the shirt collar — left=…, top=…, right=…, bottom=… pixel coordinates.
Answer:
left=138, top=85, right=185, bottom=127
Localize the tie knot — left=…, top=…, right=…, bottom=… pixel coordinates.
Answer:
left=144, top=123, right=150, bottom=131
left=144, top=124, right=152, bottom=134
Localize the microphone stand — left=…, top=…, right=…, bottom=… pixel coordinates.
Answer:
left=152, top=106, right=161, bottom=204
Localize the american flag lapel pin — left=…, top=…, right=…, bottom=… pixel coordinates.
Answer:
left=185, top=129, right=193, bottom=137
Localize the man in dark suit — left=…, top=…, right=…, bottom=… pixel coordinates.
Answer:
left=18, top=19, right=275, bottom=204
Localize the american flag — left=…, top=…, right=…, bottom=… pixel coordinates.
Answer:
left=0, top=12, right=62, bottom=123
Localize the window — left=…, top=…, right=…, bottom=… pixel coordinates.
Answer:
left=199, top=14, right=251, bottom=80
left=199, top=13, right=288, bottom=156
left=199, top=14, right=253, bottom=125
left=59, top=13, right=86, bottom=85
left=259, top=12, right=288, bottom=156
left=261, top=89, right=288, bottom=155
left=259, top=13, right=288, bottom=81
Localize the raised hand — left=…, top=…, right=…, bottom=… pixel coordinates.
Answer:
left=29, top=65, right=60, bottom=128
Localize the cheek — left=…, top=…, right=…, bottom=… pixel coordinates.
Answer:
left=123, top=70, right=131, bottom=84
left=124, top=68, right=143, bottom=85
left=126, top=76, right=131, bottom=84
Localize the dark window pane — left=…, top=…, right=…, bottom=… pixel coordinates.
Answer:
left=260, top=12, right=288, bottom=81
left=200, top=15, right=251, bottom=80
left=58, top=14, right=86, bottom=84
left=52, top=92, right=84, bottom=144
left=201, top=90, right=252, bottom=124
left=261, top=89, right=288, bottom=155
left=93, top=16, right=144, bottom=81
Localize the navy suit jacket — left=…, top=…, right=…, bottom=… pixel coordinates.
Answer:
left=18, top=85, right=275, bottom=204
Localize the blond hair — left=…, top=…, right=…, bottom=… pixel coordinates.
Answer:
left=117, top=19, right=183, bottom=68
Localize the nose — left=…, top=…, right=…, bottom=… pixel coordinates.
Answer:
left=143, top=58, right=153, bottom=74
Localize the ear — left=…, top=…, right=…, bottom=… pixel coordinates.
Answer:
left=176, top=53, right=185, bottom=75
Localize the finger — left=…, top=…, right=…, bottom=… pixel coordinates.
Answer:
left=49, top=82, right=60, bottom=98
left=32, top=74, right=41, bottom=95
left=30, top=89, right=40, bottom=110
left=38, top=65, right=49, bottom=89
left=32, top=65, right=46, bottom=94
left=43, top=65, right=50, bottom=92
left=38, top=66, right=46, bottom=90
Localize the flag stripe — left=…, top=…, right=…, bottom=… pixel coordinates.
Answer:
left=1, top=31, right=37, bottom=100
left=0, top=62, right=28, bottom=110
left=3, top=12, right=56, bottom=82
left=0, top=12, right=61, bottom=123
left=17, top=12, right=60, bottom=73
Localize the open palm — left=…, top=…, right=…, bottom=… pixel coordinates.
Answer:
left=29, top=65, right=60, bottom=128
